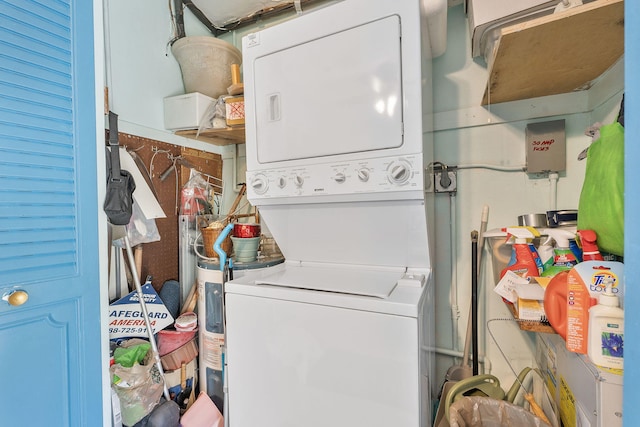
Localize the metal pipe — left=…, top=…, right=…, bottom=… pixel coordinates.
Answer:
left=424, top=346, right=492, bottom=371
left=122, top=234, right=171, bottom=400
left=463, top=206, right=489, bottom=368
left=549, top=172, right=559, bottom=211
left=471, top=230, right=479, bottom=376
left=449, top=193, right=460, bottom=352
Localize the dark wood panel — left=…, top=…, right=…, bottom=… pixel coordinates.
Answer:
left=107, top=131, right=222, bottom=292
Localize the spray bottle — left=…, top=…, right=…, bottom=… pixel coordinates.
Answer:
left=499, top=227, right=542, bottom=279
left=569, top=236, right=583, bottom=263
left=577, top=229, right=604, bottom=261
left=540, top=228, right=579, bottom=277
left=537, top=237, right=555, bottom=272
left=588, top=279, right=624, bottom=369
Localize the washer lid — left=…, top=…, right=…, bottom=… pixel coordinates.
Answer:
left=255, top=264, right=400, bottom=298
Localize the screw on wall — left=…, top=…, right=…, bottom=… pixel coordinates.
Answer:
left=432, top=162, right=457, bottom=193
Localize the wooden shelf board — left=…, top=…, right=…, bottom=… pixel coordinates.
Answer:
left=176, top=126, right=245, bottom=146
left=483, top=0, right=624, bottom=105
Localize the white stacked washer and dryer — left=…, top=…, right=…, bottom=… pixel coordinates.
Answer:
left=224, top=1, right=444, bottom=425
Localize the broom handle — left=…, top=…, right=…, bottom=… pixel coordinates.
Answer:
left=462, top=206, right=489, bottom=368
left=525, top=392, right=551, bottom=425
left=123, top=234, right=171, bottom=401
left=227, top=184, right=246, bottom=222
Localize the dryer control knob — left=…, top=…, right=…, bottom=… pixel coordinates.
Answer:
left=277, top=176, right=287, bottom=189
left=250, top=174, right=269, bottom=195
left=357, top=168, right=370, bottom=182
left=387, top=160, right=412, bottom=184
left=333, top=172, right=346, bottom=183
left=294, top=175, right=304, bottom=187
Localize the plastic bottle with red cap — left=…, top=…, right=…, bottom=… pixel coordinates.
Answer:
left=500, top=227, right=542, bottom=279
left=577, top=229, right=604, bottom=261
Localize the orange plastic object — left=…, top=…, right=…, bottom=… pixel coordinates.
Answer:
left=544, top=269, right=598, bottom=353
left=544, top=271, right=569, bottom=339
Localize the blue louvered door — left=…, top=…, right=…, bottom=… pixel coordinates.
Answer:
left=0, top=0, right=102, bottom=425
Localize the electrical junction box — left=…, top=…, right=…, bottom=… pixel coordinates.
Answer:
left=526, top=119, right=566, bottom=173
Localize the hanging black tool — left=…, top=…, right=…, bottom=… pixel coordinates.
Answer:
left=103, top=111, right=136, bottom=226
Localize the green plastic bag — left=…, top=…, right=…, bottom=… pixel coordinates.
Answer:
left=114, top=342, right=151, bottom=368
left=577, top=122, right=624, bottom=256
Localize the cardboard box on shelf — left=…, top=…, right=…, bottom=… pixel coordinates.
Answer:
left=514, top=279, right=547, bottom=322
left=225, top=96, right=245, bottom=126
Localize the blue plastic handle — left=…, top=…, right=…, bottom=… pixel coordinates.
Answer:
left=214, top=223, right=234, bottom=271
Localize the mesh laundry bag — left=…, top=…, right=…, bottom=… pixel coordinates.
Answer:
left=449, top=396, right=551, bottom=427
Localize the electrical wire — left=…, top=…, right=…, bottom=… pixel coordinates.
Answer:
left=456, top=164, right=526, bottom=172
left=487, top=317, right=552, bottom=424
left=168, top=0, right=177, bottom=40
left=486, top=317, right=547, bottom=378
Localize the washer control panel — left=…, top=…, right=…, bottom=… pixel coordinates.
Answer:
left=247, top=155, right=423, bottom=199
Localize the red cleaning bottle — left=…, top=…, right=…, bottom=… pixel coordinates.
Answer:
left=577, top=229, right=604, bottom=261
left=500, top=227, right=541, bottom=279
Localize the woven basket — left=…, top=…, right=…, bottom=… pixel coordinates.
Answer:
left=201, top=226, right=233, bottom=258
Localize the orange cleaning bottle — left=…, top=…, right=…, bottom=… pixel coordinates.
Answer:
left=499, top=227, right=542, bottom=279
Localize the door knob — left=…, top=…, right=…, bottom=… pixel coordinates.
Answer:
left=3, top=290, right=28, bottom=306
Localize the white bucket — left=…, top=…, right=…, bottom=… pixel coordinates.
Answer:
left=171, top=36, right=242, bottom=99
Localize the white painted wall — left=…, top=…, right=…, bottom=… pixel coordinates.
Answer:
left=103, top=0, right=244, bottom=211
left=431, top=4, right=623, bottom=389
left=103, top=0, right=623, bottom=399
left=105, top=0, right=206, bottom=133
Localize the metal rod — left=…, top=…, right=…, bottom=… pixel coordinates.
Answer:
left=471, top=230, right=479, bottom=376
left=463, top=206, right=489, bottom=369
left=114, top=246, right=122, bottom=300
left=122, top=234, right=171, bottom=401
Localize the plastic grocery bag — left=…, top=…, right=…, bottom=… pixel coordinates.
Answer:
left=449, top=396, right=551, bottom=427
left=180, top=172, right=214, bottom=216
left=110, top=342, right=164, bottom=426
left=125, top=201, right=161, bottom=247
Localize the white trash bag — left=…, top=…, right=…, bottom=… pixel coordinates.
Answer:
left=449, top=396, right=551, bottom=427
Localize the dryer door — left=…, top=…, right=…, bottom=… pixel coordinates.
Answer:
left=252, top=15, right=403, bottom=164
